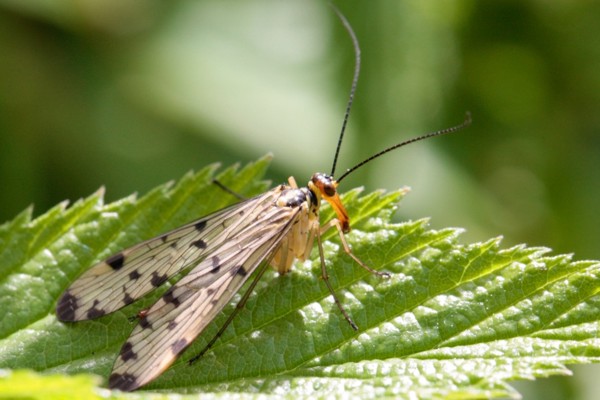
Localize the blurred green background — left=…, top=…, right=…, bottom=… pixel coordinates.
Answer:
left=1, top=0, right=599, bottom=398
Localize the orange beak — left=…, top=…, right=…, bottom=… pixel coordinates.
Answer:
left=323, top=191, right=350, bottom=233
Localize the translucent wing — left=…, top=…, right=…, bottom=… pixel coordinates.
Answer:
left=56, top=189, right=287, bottom=321
left=107, top=199, right=303, bottom=391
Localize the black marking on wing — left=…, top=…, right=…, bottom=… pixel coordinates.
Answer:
left=195, top=220, right=207, bottom=231
left=210, top=256, right=221, bottom=273
left=56, top=190, right=282, bottom=321
left=108, top=197, right=304, bottom=391
left=106, top=253, right=125, bottom=270
left=109, top=373, right=138, bottom=392
left=171, top=338, right=188, bottom=355
left=191, top=239, right=207, bottom=249
left=123, top=293, right=134, bottom=305
left=150, top=271, right=168, bottom=287
left=86, top=300, right=106, bottom=319
left=120, top=342, right=138, bottom=362
left=55, top=291, right=77, bottom=321
left=163, top=288, right=181, bottom=307
left=129, top=270, right=141, bottom=280
left=139, top=316, right=152, bottom=329
left=167, top=320, right=178, bottom=330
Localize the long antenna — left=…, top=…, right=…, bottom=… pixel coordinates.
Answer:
left=336, top=112, right=472, bottom=183
left=329, top=4, right=361, bottom=177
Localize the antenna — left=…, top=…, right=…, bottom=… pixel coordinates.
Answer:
left=327, top=5, right=470, bottom=183
left=329, top=4, right=361, bottom=177
left=336, top=112, right=472, bottom=183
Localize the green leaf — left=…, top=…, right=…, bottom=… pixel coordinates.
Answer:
left=0, top=370, right=102, bottom=400
left=1, top=157, right=599, bottom=399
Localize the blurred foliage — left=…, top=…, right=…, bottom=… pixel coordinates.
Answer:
left=0, top=0, right=599, bottom=398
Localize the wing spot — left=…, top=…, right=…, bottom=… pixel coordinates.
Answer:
left=164, top=289, right=181, bottom=307
left=210, top=256, right=221, bottom=273
left=171, top=338, right=189, bottom=355
left=120, top=341, right=138, bottom=362
left=106, top=253, right=125, bottom=270
left=138, top=314, right=152, bottom=329
left=129, top=270, right=141, bottom=280
left=195, top=220, right=207, bottom=231
left=236, top=266, right=248, bottom=277
left=56, top=291, right=78, bottom=321
left=123, top=292, right=134, bottom=305
left=86, top=300, right=105, bottom=319
left=191, top=239, right=207, bottom=249
left=109, top=373, right=139, bottom=391
left=151, top=271, right=168, bottom=287
left=167, top=320, right=178, bottom=330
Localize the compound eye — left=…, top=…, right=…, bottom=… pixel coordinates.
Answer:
left=310, top=172, right=349, bottom=233
left=323, top=182, right=336, bottom=197
left=311, top=173, right=337, bottom=197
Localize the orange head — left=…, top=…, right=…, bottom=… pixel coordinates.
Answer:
left=309, top=173, right=350, bottom=233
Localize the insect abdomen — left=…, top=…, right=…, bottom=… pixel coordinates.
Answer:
left=270, top=187, right=319, bottom=274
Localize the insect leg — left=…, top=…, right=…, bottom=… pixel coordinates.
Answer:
left=188, top=261, right=271, bottom=365
left=287, top=176, right=298, bottom=189
left=212, top=179, right=247, bottom=201
left=316, top=231, right=359, bottom=331
left=321, top=219, right=390, bottom=278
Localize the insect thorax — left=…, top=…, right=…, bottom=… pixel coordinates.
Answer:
left=270, top=183, right=321, bottom=274
left=276, top=185, right=316, bottom=209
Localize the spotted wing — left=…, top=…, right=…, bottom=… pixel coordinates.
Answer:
left=107, top=200, right=303, bottom=391
left=56, top=189, right=284, bottom=321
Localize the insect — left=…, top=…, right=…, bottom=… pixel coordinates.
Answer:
left=55, top=7, right=471, bottom=392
